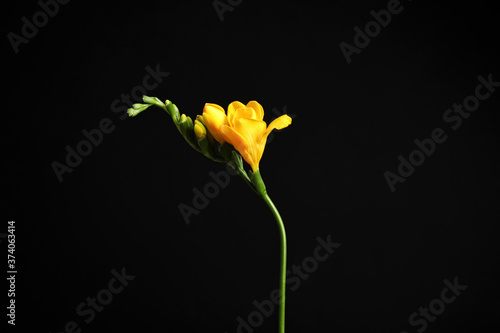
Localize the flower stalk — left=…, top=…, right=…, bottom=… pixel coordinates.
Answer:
left=252, top=170, right=287, bottom=333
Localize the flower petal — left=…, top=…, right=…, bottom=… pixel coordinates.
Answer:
left=265, top=115, right=292, bottom=137
left=227, top=101, right=245, bottom=127
left=235, top=118, right=267, bottom=143
left=221, top=124, right=248, bottom=149
left=203, top=103, right=227, bottom=143
left=221, top=124, right=256, bottom=169
left=203, top=103, right=225, bottom=116
left=235, top=118, right=267, bottom=171
left=246, top=101, right=264, bottom=120
left=234, top=107, right=257, bottom=122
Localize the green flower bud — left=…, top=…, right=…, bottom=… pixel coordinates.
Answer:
left=165, top=100, right=180, bottom=123
left=178, top=114, right=199, bottom=151
left=142, top=96, right=165, bottom=109
left=127, top=103, right=152, bottom=117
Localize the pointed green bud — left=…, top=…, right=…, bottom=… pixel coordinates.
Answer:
left=178, top=115, right=200, bottom=151
left=165, top=100, right=180, bottom=123
left=143, top=95, right=165, bottom=109
left=127, top=103, right=152, bottom=117
left=172, top=104, right=180, bottom=122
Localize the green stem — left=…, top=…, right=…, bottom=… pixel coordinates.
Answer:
left=263, top=192, right=287, bottom=333
left=252, top=170, right=287, bottom=333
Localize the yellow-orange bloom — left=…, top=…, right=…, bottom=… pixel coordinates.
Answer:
left=203, top=101, right=292, bottom=172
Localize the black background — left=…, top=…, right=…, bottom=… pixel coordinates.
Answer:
left=4, top=0, right=500, bottom=332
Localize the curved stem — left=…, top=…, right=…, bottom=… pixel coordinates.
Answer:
left=262, top=192, right=287, bottom=333
left=252, top=170, right=287, bottom=333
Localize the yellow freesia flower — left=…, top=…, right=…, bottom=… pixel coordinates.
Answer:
left=203, top=101, right=292, bottom=172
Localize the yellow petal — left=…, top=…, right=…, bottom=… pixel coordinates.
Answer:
left=235, top=118, right=267, bottom=143
left=235, top=118, right=267, bottom=172
left=203, top=103, right=227, bottom=143
left=221, top=124, right=257, bottom=169
left=246, top=101, right=264, bottom=120
left=203, top=103, right=225, bottom=115
left=234, top=107, right=257, bottom=123
left=221, top=124, right=248, bottom=149
left=227, top=101, right=245, bottom=127
left=265, top=115, right=292, bottom=137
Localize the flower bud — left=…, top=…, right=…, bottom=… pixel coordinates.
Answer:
left=142, top=96, right=165, bottom=108
left=194, top=120, right=207, bottom=140
left=178, top=114, right=199, bottom=151
left=196, top=114, right=217, bottom=144
left=179, top=114, right=192, bottom=137
left=165, top=100, right=180, bottom=123
left=127, top=103, right=152, bottom=117
left=193, top=118, right=224, bottom=162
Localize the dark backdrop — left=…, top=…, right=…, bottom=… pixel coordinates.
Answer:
left=4, top=0, right=499, bottom=332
